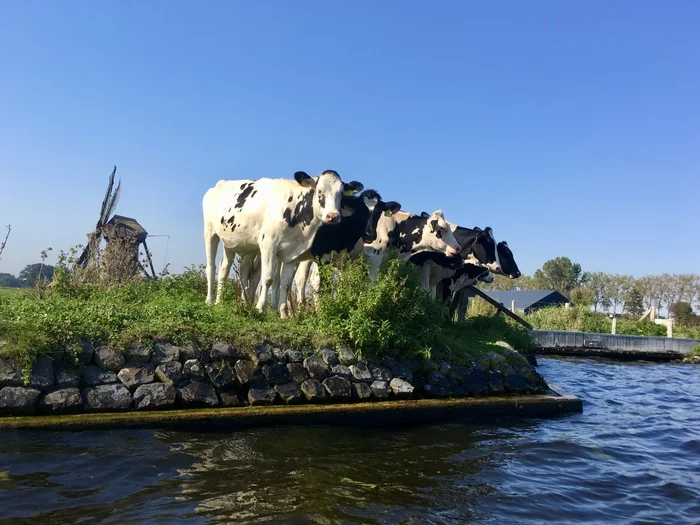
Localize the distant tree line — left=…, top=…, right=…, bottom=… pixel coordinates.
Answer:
left=0, top=264, right=56, bottom=288
left=481, top=256, right=700, bottom=324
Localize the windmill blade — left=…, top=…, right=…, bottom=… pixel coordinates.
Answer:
left=104, top=179, right=122, bottom=222
left=98, top=166, right=117, bottom=225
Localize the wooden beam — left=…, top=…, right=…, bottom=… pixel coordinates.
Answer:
left=466, top=285, right=533, bottom=330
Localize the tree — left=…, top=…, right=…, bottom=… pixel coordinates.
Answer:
left=669, top=301, right=698, bottom=326
left=0, top=273, right=21, bottom=288
left=583, top=272, right=610, bottom=312
left=533, top=257, right=583, bottom=296
left=570, top=286, right=596, bottom=307
left=623, top=286, right=645, bottom=317
left=18, top=263, right=55, bottom=287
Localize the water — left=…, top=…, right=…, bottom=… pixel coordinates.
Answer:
left=1, top=357, right=699, bottom=524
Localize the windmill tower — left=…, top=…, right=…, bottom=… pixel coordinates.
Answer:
left=77, top=166, right=157, bottom=279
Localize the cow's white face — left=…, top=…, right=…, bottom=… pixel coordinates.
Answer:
left=426, top=211, right=462, bottom=258
left=296, top=170, right=363, bottom=224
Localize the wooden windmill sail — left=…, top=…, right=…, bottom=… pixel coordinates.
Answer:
left=77, top=166, right=157, bottom=279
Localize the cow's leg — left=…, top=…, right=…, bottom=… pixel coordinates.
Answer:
left=216, top=246, right=236, bottom=303
left=277, top=261, right=297, bottom=317
left=239, top=253, right=254, bottom=303
left=255, top=241, right=278, bottom=313
left=204, top=227, right=220, bottom=304
left=457, top=290, right=469, bottom=324
left=419, top=263, right=432, bottom=294
left=308, top=261, right=321, bottom=305
left=269, top=258, right=281, bottom=311
left=367, top=255, right=381, bottom=281
left=294, top=260, right=312, bottom=304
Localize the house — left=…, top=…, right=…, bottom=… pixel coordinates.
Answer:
left=482, top=290, right=569, bottom=314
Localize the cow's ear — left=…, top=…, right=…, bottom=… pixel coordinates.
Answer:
left=420, top=211, right=430, bottom=219
left=344, top=181, right=364, bottom=195
left=384, top=201, right=401, bottom=216
left=294, top=171, right=316, bottom=188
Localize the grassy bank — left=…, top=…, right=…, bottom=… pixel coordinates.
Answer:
left=0, top=257, right=534, bottom=371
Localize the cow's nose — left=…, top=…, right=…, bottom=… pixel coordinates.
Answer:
left=447, top=247, right=460, bottom=257
left=325, top=212, right=340, bottom=224
left=510, top=272, right=521, bottom=279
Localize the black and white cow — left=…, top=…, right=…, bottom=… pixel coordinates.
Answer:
left=202, top=170, right=363, bottom=314
left=293, top=189, right=401, bottom=303
left=410, top=225, right=502, bottom=296
left=496, top=241, right=521, bottom=279
left=363, top=210, right=462, bottom=278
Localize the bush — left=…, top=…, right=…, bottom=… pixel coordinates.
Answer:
left=616, top=319, right=667, bottom=337
left=526, top=305, right=611, bottom=333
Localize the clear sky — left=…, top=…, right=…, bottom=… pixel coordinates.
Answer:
left=1, top=1, right=698, bottom=278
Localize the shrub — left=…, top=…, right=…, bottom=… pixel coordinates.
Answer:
left=526, top=305, right=611, bottom=333
left=616, top=319, right=667, bottom=337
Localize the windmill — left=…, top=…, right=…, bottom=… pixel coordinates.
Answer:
left=77, top=166, right=157, bottom=279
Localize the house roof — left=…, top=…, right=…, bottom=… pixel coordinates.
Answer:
left=482, top=290, right=569, bottom=310
left=104, top=214, right=148, bottom=243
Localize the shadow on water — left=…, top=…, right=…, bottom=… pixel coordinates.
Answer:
left=1, top=357, right=700, bottom=524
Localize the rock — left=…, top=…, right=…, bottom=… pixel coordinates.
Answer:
left=284, top=349, right=303, bottom=363
left=211, top=341, right=238, bottom=361
left=82, top=384, right=132, bottom=411
left=66, top=340, right=94, bottom=364
left=125, top=342, right=151, bottom=363
left=331, top=364, right=353, bottom=380
left=389, top=378, right=414, bottom=399
left=423, top=383, right=450, bottom=398
left=94, top=346, right=125, bottom=372
left=183, top=359, right=205, bottom=379
left=39, top=388, right=82, bottom=413
left=377, top=356, right=396, bottom=369
left=301, top=379, right=326, bottom=402
left=352, top=382, right=373, bottom=401
left=117, top=364, right=155, bottom=391
left=274, top=382, right=303, bottom=404
left=391, top=362, right=414, bottom=383
left=248, top=383, right=277, bottom=406
left=234, top=359, right=260, bottom=385
left=53, top=361, right=81, bottom=388
left=133, top=383, right=176, bottom=410
left=254, top=345, right=273, bottom=365
left=180, top=343, right=205, bottom=363
left=44, top=347, right=65, bottom=361
left=451, top=384, right=468, bottom=397
left=177, top=382, right=218, bottom=407
left=349, top=362, right=373, bottom=383
left=287, top=362, right=309, bottom=384
left=487, top=371, right=506, bottom=395
left=205, top=361, right=236, bottom=389
left=338, top=345, right=357, bottom=365
left=463, top=370, right=489, bottom=396
left=412, top=375, right=426, bottom=393
left=446, top=365, right=473, bottom=386
left=82, top=365, right=118, bottom=386
left=304, top=355, right=330, bottom=380
left=428, top=370, right=450, bottom=388
left=0, top=387, right=41, bottom=415
left=262, top=363, right=292, bottom=385
left=323, top=376, right=352, bottom=401
left=0, top=359, right=23, bottom=387
left=271, top=348, right=287, bottom=364
left=370, top=365, right=392, bottom=381
left=320, top=348, right=339, bottom=366
left=494, top=341, right=515, bottom=351
left=151, top=342, right=180, bottom=364
left=156, top=361, right=183, bottom=386
left=29, top=356, right=55, bottom=391
left=438, top=359, right=452, bottom=376
left=502, top=374, right=530, bottom=394
left=482, top=351, right=505, bottom=369
left=370, top=380, right=390, bottom=400
left=219, top=390, right=245, bottom=407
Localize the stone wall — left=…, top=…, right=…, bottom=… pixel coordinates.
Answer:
left=0, top=340, right=549, bottom=417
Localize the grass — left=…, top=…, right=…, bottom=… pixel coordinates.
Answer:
left=0, top=257, right=536, bottom=372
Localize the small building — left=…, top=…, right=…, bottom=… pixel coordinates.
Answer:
left=482, top=290, right=569, bottom=314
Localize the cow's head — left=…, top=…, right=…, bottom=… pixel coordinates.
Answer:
left=361, top=190, right=401, bottom=243
left=461, top=226, right=501, bottom=274
left=420, top=210, right=462, bottom=258
left=294, top=170, right=363, bottom=224
left=497, top=241, right=521, bottom=279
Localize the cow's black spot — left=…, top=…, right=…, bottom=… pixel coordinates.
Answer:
left=235, top=185, right=255, bottom=210
left=287, top=196, right=293, bottom=202
left=251, top=190, right=257, bottom=198
left=392, top=215, right=426, bottom=253
left=429, top=219, right=443, bottom=239
left=283, top=191, right=313, bottom=228
left=240, top=183, right=250, bottom=190
left=318, top=192, right=326, bottom=209
left=220, top=216, right=225, bottom=225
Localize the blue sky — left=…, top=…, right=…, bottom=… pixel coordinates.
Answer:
left=1, top=1, right=698, bottom=278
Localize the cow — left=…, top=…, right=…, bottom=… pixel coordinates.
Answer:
left=363, top=210, right=462, bottom=279
left=496, top=241, right=521, bottom=279
left=410, top=225, right=502, bottom=296
left=292, top=189, right=402, bottom=304
left=202, top=170, right=363, bottom=315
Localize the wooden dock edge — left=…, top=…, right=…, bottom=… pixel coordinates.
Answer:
left=0, top=390, right=583, bottom=432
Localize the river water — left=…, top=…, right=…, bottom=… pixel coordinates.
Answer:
left=1, top=357, right=699, bottom=524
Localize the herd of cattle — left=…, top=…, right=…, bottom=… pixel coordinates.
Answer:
left=203, top=169, right=521, bottom=319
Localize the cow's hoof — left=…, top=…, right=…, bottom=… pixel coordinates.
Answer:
left=279, top=305, right=289, bottom=318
